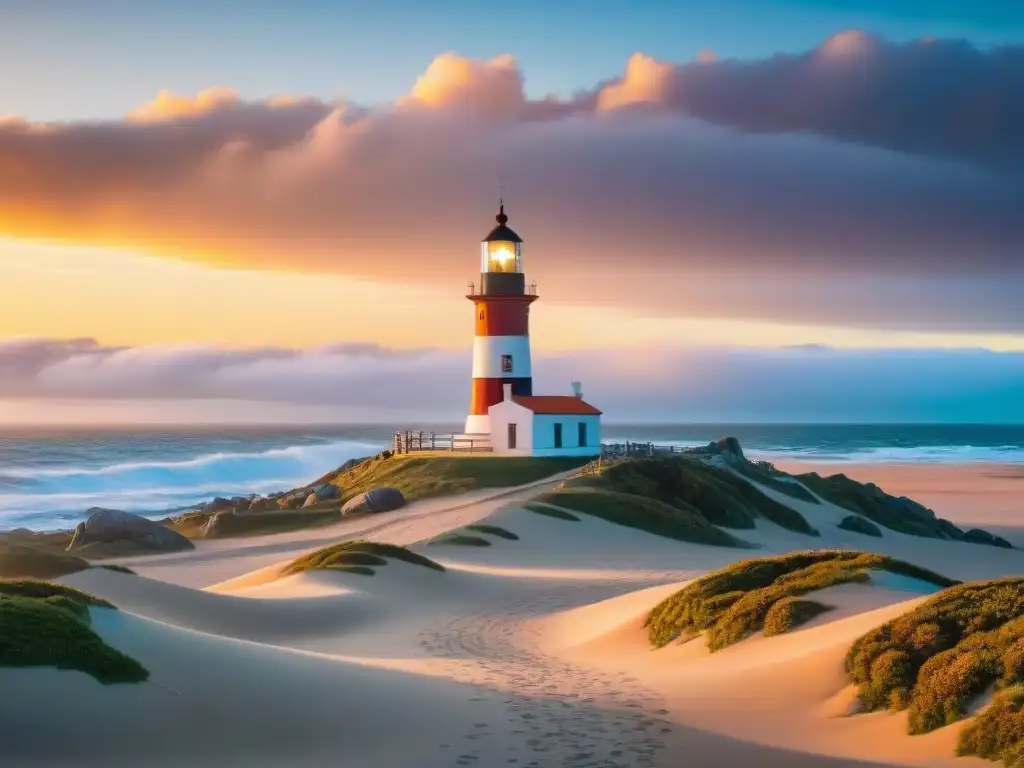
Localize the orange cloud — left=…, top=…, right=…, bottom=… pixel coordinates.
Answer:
left=596, top=53, right=674, bottom=110
left=0, top=36, right=1022, bottom=334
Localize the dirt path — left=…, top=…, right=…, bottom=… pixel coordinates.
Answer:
left=418, top=571, right=682, bottom=768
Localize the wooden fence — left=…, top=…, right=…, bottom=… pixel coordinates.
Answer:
left=393, top=431, right=492, bottom=455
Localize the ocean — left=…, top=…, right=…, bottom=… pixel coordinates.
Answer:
left=1, top=423, right=1022, bottom=532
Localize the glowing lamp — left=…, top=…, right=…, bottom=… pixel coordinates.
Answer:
left=480, top=202, right=523, bottom=273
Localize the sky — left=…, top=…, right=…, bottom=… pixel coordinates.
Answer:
left=0, top=0, right=1022, bottom=423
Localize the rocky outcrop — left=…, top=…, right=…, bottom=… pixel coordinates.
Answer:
left=302, top=483, right=340, bottom=507
left=341, top=487, right=406, bottom=517
left=963, top=528, right=1014, bottom=549
left=715, top=437, right=745, bottom=461
left=68, top=508, right=194, bottom=554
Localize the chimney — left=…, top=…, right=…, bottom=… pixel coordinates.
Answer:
left=571, top=381, right=583, bottom=399
left=503, top=383, right=513, bottom=402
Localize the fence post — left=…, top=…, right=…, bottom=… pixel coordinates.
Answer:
left=450, top=435, right=455, bottom=452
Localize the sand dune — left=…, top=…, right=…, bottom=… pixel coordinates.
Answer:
left=4, top=461, right=1023, bottom=767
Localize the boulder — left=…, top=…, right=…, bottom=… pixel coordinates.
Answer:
left=68, top=508, right=194, bottom=553
left=341, top=487, right=406, bottom=517
left=247, top=496, right=273, bottom=513
left=302, top=492, right=319, bottom=508
left=715, top=437, right=745, bottom=461
left=313, top=483, right=340, bottom=502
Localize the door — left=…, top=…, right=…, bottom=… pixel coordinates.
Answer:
left=508, top=422, right=517, bottom=450
left=554, top=422, right=563, bottom=449
left=578, top=421, right=587, bottom=447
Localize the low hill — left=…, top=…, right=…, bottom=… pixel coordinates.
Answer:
left=167, top=454, right=589, bottom=540
left=559, top=456, right=820, bottom=536
left=795, top=470, right=1012, bottom=546
left=847, top=577, right=1024, bottom=763
left=646, top=551, right=957, bottom=651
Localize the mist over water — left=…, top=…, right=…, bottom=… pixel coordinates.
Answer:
left=1, top=423, right=1022, bottom=531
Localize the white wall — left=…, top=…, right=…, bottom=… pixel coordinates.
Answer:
left=531, top=414, right=602, bottom=457
left=488, top=400, right=534, bottom=456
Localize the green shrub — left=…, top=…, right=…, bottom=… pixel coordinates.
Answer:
left=647, top=551, right=955, bottom=650
left=522, top=502, right=580, bottom=521
left=284, top=540, right=445, bottom=574
left=0, top=580, right=148, bottom=684
left=958, top=684, right=1024, bottom=766
left=847, top=577, right=1024, bottom=738
left=465, top=524, right=519, bottom=540
left=837, top=515, right=883, bottom=537
left=428, top=534, right=492, bottom=547
left=531, top=488, right=750, bottom=548
left=763, top=597, right=833, bottom=636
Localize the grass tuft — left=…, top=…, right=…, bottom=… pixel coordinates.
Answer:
left=284, top=540, right=445, bottom=574
left=957, top=684, right=1024, bottom=766
left=647, top=551, right=955, bottom=651
left=0, top=580, right=148, bottom=684
left=465, top=524, right=519, bottom=540
left=429, top=534, right=493, bottom=547
left=522, top=502, right=580, bottom=521
left=532, top=488, right=751, bottom=548
left=837, top=515, right=883, bottom=537
left=763, top=597, right=833, bottom=636
left=847, top=577, right=1024, bottom=738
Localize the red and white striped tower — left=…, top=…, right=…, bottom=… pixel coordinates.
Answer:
left=464, top=202, right=537, bottom=436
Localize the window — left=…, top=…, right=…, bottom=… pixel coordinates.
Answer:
left=554, top=422, right=563, bottom=449
left=508, top=422, right=517, bottom=450
left=500, top=354, right=513, bottom=374
left=578, top=421, right=588, bottom=447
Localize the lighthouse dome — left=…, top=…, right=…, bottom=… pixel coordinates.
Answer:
left=482, top=204, right=523, bottom=243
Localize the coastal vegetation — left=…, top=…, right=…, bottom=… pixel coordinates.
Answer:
left=429, top=533, right=493, bottom=547
left=846, top=577, right=1024, bottom=748
left=559, top=456, right=819, bottom=536
left=531, top=487, right=751, bottom=548
left=0, top=534, right=91, bottom=579
left=794, top=471, right=1010, bottom=546
left=165, top=453, right=587, bottom=540
left=465, top=524, right=519, bottom=540
left=329, top=454, right=590, bottom=505
left=522, top=502, right=581, bottom=521
left=283, top=540, right=445, bottom=576
left=837, top=515, right=883, bottom=537
left=646, top=551, right=957, bottom=650
left=0, top=580, right=149, bottom=684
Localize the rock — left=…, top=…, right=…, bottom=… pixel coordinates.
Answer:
left=715, top=437, right=745, bottom=461
left=68, top=508, right=194, bottom=553
left=313, top=483, right=339, bottom=502
left=202, top=510, right=237, bottom=538
left=302, top=492, right=319, bottom=508
left=247, top=496, right=272, bottom=513
left=341, top=487, right=406, bottom=516
left=963, top=528, right=1013, bottom=548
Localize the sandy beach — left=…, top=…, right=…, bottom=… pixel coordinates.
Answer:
left=3, top=460, right=1022, bottom=768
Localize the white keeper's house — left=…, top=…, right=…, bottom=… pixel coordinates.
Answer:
left=459, top=202, right=603, bottom=457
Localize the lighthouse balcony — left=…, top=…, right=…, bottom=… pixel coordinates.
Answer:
left=467, top=275, right=537, bottom=298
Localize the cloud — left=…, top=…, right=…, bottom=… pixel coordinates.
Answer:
left=0, top=34, right=1022, bottom=333
left=0, top=337, right=1021, bottom=424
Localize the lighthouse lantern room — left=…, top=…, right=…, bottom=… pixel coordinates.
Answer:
left=463, top=203, right=602, bottom=457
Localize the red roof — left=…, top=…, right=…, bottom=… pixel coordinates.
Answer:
left=511, top=395, right=602, bottom=415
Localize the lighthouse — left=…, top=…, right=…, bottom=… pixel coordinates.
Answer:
left=464, top=202, right=538, bottom=436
